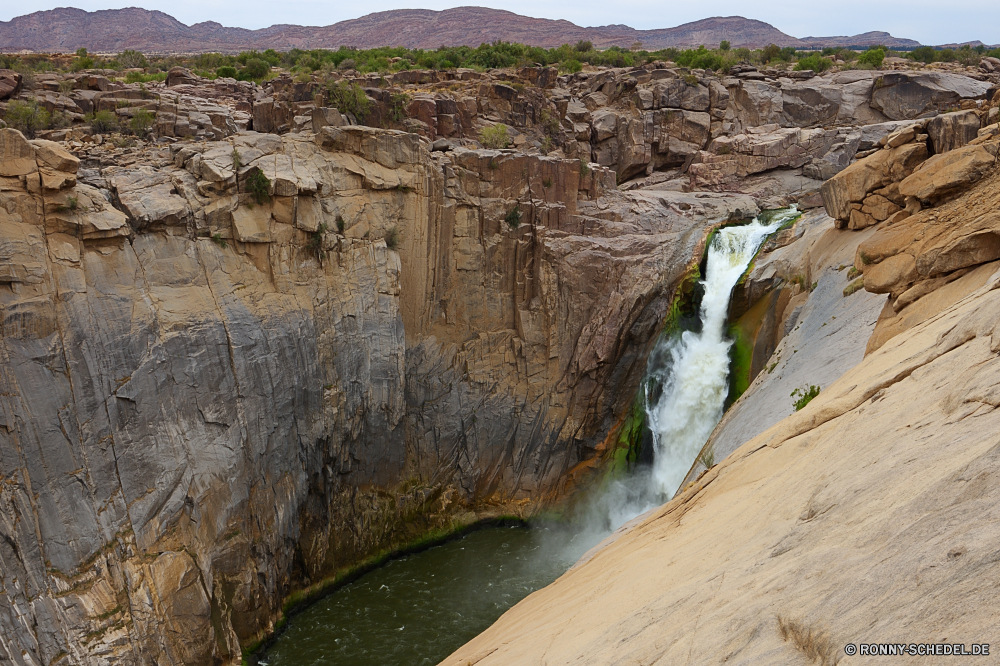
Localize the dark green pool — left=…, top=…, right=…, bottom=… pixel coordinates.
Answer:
left=257, top=524, right=605, bottom=666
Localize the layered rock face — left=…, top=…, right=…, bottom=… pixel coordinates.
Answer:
left=443, top=113, right=1000, bottom=666
left=443, top=260, right=1000, bottom=666
left=0, top=121, right=764, bottom=664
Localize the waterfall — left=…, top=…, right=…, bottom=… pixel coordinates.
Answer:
left=644, top=210, right=798, bottom=498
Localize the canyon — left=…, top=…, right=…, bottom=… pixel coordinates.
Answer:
left=1, top=38, right=999, bottom=666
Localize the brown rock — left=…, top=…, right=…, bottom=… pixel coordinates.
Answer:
left=0, top=68, right=23, bottom=100
left=863, top=252, right=917, bottom=293
left=0, top=128, right=36, bottom=176
left=898, top=143, right=998, bottom=203
left=927, top=110, right=982, bottom=155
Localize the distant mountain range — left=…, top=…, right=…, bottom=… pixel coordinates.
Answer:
left=0, top=7, right=925, bottom=54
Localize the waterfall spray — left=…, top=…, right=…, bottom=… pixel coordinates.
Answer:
left=644, top=210, right=798, bottom=498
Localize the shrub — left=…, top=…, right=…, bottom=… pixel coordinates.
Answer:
left=307, top=222, right=328, bottom=261
left=117, top=50, right=148, bottom=69
left=4, top=100, right=51, bottom=138
left=87, top=110, right=118, bottom=134
left=338, top=58, right=357, bottom=71
left=791, top=385, right=821, bottom=411
left=388, top=93, right=410, bottom=122
left=326, top=81, right=372, bottom=123
left=580, top=159, right=591, bottom=177
left=719, top=40, right=731, bottom=51
left=574, top=40, right=593, bottom=53
left=542, top=177, right=552, bottom=188
left=385, top=225, right=401, bottom=249
left=561, top=59, right=583, bottom=74
left=336, top=215, right=345, bottom=234
left=216, top=65, right=237, bottom=78
left=907, top=46, right=938, bottom=63
left=211, top=233, right=228, bottom=248
left=480, top=123, right=510, bottom=149
left=762, top=44, right=781, bottom=63
left=124, top=71, right=166, bottom=84
left=858, top=48, right=885, bottom=68
left=246, top=169, right=271, bottom=204
left=843, top=277, right=865, bottom=296
left=505, top=206, right=522, bottom=229
left=794, top=53, right=832, bottom=72
left=129, top=109, right=154, bottom=138
left=239, top=58, right=271, bottom=80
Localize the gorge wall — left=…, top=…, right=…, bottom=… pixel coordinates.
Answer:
left=0, top=123, right=761, bottom=664
left=2, top=51, right=999, bottom=666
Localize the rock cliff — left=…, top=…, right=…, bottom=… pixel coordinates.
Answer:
left=442, top=121, right=1000, bottom=666
left=0, top=120, right=763, bottom=664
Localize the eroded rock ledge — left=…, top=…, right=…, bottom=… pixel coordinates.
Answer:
left=0, top=123, right=759, bottom=664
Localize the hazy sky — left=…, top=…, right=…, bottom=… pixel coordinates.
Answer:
left=2, top=1, right=996, bottom=46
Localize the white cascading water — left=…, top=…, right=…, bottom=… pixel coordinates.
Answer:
left=644, top=210, right=798, bottom=498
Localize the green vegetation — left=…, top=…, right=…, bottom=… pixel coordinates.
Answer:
left=794, top=53, right=833, bottom=73
left=542, top=177, right=553, bottom=188
left=246, top=169, right=271, bottom=204
left=326, top=81, right=373, bottom=122
left=697, top=448, right=715, bottom=469
left=216, top=66, right=237, bottom=78
left=505, top=205, right=522, bottom=229
left=124, top=71, right=166, bottom=84
left=116, top=49, right=149, bottom=69
left=858, top=47, right=886, bottom=68
left=307, top=222, right=328, bottom=261
left=55, top=196, right=79, bottom=213
left=86, top=110, right=118, bottom=134
left=231, top=147, right=242, bottom=172
left=336, top=215, right=346, bottom=234
left=129, top=109, right=154, bottom=138
left=843, top=277, right=865, bottom=297
left=608, top=397, right=646, bottom=475
left=385, top=225, right=401, bottom=250
left=480, top=123, right=510, bottom=149
left=791, top=385, right=821, bottom=411
left=3, top=100, right=50, bottom=138
left=211, top=233, right=228, bottom=249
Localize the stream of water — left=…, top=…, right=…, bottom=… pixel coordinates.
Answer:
left=258, top=211, right=794, bottom=665
left=644, top=210, right=796, bottom=497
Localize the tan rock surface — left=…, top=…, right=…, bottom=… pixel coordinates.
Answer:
left=443, top=265, right=1000, bottom=666
left=0, top=126, right=759, bottom=664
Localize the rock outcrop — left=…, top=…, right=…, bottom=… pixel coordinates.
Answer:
left=442, top=262, right=1000, bottom=666
left=0, top=123, right=764, bottom=664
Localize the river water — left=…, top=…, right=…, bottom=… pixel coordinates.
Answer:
left=258, top=525, right=603, bottom=666
left=258, top=211, right=793, bottom=665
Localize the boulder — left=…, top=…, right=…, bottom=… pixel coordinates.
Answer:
left=166, top=67, right=199, bottom=87
left=653, top=109, right=711, bottom=166
left=780, top=81, right=841, bottom=127
left=689, top=125, right=839, bottom=188
left=0, top=128, right=37, bottom=177
left=821, top=142, right=928, bottom=223
left=898, top=143, right=999, bottom=203
left=927, top=110, right=982, bottom=155
left=726, top=80, right=783, bottom=132
left=29, top=139, right=80, bottom=174
left=311, top=106, right=345, bottom=133
left=871, top=72, right=992, bottom=120
left=0, top=68, right=23, bottom=100
left=653, top=79, right=710, bottom=112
